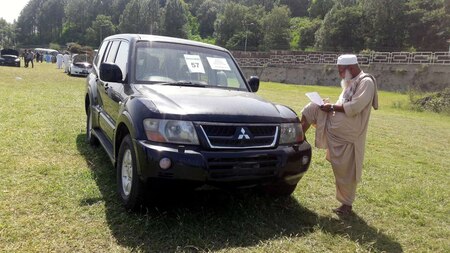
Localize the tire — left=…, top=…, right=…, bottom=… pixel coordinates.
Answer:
left=117, top=135, right=145, bottom=211
left=86, top=104, right=99, bottom=146
left=261, top=181, right=298, bottom=197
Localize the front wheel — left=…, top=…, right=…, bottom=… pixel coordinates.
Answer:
left=117, top=135, right=145, bottom=211
left=86, top=104, right=99, bottom=146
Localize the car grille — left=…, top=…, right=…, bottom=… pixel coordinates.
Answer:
left=198, top=123, right=278, bottom=149
left=207, top=154, right=279, bottom=179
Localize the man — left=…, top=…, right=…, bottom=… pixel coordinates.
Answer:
left=301, top=54, right=378, bottom=215
left=23, top=50, right=29, bottom=68
left=63, top=52, right=71, bottom=73
left=56, top=53, right=64, bottom=69
left=25, top=50, right=34, bottom=68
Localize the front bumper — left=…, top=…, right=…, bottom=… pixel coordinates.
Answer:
left=134, top=140, right=312, bottom=188
left=70, top=66, right=91, bottom=76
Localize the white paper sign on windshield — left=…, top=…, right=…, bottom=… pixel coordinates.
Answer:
left=184, top=54, right=205, bottom=73
left=207, top=57, right=231, bottom=71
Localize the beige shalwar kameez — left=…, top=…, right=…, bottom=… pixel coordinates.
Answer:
left=302, top=71, right=378, bottom=205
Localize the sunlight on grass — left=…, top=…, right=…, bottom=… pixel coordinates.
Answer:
left=0, top=64, right=448, bottom=252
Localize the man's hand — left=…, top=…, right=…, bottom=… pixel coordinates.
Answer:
left=320, top=103, right=334, bottom=112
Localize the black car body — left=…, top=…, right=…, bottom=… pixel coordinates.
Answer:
left=0, top=49, right=20, bottom=67
left=85, top=34, right=311, bottom=210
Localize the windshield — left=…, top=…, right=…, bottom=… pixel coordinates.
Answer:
left=73, top=54, right=94, bottom=63
left=135, top=41, right=248, bottom=90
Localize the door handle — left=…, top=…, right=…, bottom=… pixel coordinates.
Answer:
left=104, top=83, right=109, bottom=93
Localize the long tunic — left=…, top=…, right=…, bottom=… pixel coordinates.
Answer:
left=303, top=71, right=378, bottom=184
left=56, top=54, right=63, bottom=69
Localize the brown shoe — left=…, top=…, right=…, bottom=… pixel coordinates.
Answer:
left=332, top=204, right=352, bottom=215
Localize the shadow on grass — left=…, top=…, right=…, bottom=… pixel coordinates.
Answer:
left=76, top=134, right=402, bottom=252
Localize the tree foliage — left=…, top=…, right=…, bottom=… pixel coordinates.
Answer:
left=162, top=0, right=189, bottom=38
left=315, top=5, right=364, bottom=51
left=119, top=0, right=160, bottom=35
left=360, top=0, right=407, bottom=51
left=261, top=6, right=292, bottom=50
left=8, top=0, right=450, bottom=52
left=290, top=17, right=322, bottom=50
left=0, top=18, right=17, bottom=48
left=405, top=0, right=450, bottom=50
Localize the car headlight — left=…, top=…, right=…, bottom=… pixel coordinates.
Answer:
left=143, top=119, right=199, bottom=145
left=279, top=123, right=304, bottom=145
left=15, top=59, right=20, bottom=62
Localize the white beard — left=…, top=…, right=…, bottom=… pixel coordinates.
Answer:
left=340, top=69, right=353, bottom=90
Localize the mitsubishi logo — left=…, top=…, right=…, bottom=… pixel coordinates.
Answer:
left=237, top=127, right=251, bottom=140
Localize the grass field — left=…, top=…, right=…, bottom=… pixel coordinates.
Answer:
left=0, top=62, right=448, bottom=252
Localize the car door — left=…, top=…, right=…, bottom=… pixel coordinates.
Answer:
left=105, top=40, right=129, bottom=125
left=97, top=40, right=122, bottom=141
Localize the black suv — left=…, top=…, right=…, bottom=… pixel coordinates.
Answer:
left=85, top=34, right=311, bottom=210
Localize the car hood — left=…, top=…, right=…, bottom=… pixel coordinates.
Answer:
left=1, top=49, right=19, bottom=56
left=134, top=85, right=294, bottom=122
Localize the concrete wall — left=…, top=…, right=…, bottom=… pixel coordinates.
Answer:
left=241, top=64, right=450, bottom=92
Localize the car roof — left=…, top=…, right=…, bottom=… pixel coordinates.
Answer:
left=103, top=34, right=229, bottom=53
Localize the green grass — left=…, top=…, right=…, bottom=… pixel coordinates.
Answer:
left=0, top=63, right=448, bottom=252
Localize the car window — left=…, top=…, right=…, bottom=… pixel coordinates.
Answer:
left=105, top=41, right=120, bottom=63
left=95, top=41, right=109, bottom=66
left=115, top=41, right=129, bottom=78
left=134, top=42, right=247, bottom=90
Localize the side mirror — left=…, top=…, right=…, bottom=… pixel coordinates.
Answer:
left=248, top=76, right=259, bottom=92
left=100, top=62, right=123, bottom=83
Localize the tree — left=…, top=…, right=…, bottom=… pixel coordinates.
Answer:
left=119, top=0, right=144, bottom=33
left=236, top=0, right=278, bottom=11
left=314, top=5, right=364, bottom=51
left=16, top=0, right=44, bottom=45
left=141, top=0, right=161, bottom=34
left=308, top=0, right=334, bottom=19
left=290, top=17, right=322, bottom=50
left=38, top=0, right=66, bottom=43
left=62, top=0, right=97, bottom=44
left=196, top=0, right=221, bottom=38
left=261, top=5, right=292, bottom=50
left=162, top=0, right=189, bottom=38
left=405, top=0, right=450, bottom=51
left=0, top=18, right=17, bottom=48
left=279, top=0, right=310, bottom=17
left=86, top=15, right=116, bottom=46
left=360, top=0, right=407, bottom=51
left=214, top=2, right=261, bottom=50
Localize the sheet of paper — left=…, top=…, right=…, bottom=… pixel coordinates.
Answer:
left=207, top=57, right=231, bottom=71
left=305, top=92, right=324, bottom=106
left=184, top=54, right=205, bottom=73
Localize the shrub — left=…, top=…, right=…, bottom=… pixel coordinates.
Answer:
left=410, top=87, right=450, bottom=115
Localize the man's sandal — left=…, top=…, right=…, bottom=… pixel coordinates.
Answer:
left=332, top=205, right=352, bottom=215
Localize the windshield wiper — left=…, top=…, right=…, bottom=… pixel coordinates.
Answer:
left=159, top=81, right=206, bottom=87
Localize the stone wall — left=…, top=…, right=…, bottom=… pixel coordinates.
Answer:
left=233, top=51, right=450, bottom=92
left=240, top=64, right=450, bottom=92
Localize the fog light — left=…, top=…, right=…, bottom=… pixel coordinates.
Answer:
left=302, top=155, right=310, bottom=165
left=159, top=157, right=172, bottom=170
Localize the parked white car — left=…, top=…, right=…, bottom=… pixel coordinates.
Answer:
left=69, top=54, right=93, bottom=76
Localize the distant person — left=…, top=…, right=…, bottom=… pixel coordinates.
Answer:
left=45, top=53, right=51, bottom=63
left=56, top=53, right=64, bottom=69
left=63, top=52, right=71, bottom=73
left=35, top=51, right=41, bottom=63
left=23, top=50, right=29, bottom=68
left=25, top=50, right=34, bottom=68
left=300, top=54, right=378, bottom=215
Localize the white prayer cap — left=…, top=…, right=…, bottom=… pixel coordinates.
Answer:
left=337, top=54, right=358, bottom=65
